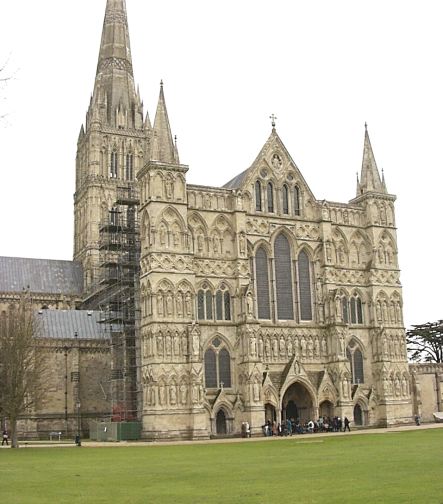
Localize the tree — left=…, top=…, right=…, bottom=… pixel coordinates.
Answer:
left=0, top=57, right=14, bottom=122
left=406, top=320, right=443, bottom=363
left=0, top=294, right=47, bottom=448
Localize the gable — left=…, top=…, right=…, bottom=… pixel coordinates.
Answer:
left=223, top=129, right=316, bottom=203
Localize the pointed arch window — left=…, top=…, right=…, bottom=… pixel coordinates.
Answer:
left=215, top=285, right=231, bottom=321
left=255, top=181, right=262, bottom=211
left=125, top=153, right=134, bottom=180
left=347, top=343, right=364, bottom=384
left=342, top=296, right=349, bottom=323
left=350, top=295, right=363, bottom=324
left=267, top=182, right=274, bottom=213
left=197, top=285, right=213, bottom=321
left=282, top=185, right=289, bottom=214
left=204, top=339, right=231, bottom=388
left=298, top=250, right=312, bottom=321
left=256, top=247, right=270, bottom=319
left=274, top=234, right=294, bottom=320
left=110, top=151, right=118, bottom=178
left=294, top=186, right=300, bottom=216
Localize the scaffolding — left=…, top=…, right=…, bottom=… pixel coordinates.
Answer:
left=83, top=185, right=141, bottom=422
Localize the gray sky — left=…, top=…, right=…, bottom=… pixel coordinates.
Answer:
left=1, top=0, right=442, bottom=328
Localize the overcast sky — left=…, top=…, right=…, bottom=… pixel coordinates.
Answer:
left=1, top=0, right=442, bottom=328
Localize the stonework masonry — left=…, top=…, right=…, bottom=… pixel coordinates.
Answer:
left=1, top=0, right=442, bottom=439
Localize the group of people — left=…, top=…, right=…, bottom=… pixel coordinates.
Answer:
left=262, top=416, right=351, bottom=436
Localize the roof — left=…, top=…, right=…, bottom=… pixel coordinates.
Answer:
left=0, top=257, right=83, bottom=295
left=223, top=168, right=249, bottom=189
left=36, top=310, right=109, bottom=340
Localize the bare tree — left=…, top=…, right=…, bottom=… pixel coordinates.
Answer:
left=407, top=320, right=443, bottom=363
left=0, top=57, right=14, bottom=122
left=0, top=294, right=47, bottom=448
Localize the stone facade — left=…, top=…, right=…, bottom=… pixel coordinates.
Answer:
left=2, top=0, right=442, bottom=440
left=70, top=0, right=422, bottom=440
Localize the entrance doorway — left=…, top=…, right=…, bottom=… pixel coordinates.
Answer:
left=319, top=400, right=334, bottom=418
left=353, top=404, right=363, bottom=426
left=264, top=403, right=276, bottom=423
left=216, top=409, right=227, bottom=434
left=282, top=382, right=314, bottom=423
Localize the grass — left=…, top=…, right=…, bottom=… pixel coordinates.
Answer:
left=0, top=429, right=442, bottom=503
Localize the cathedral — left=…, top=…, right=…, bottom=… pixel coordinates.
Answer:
left=1, top=0, right=442, bottom=440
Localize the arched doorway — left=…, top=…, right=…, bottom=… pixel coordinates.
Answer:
left=264, top=403, right=277, bottom=423
left=319, top=400, right=334, bottom=418
left=216, top=409, right=227, bottom=434
left=353, top=404, right=363, bottom=426
left=282, top=382, right=315, bottom=423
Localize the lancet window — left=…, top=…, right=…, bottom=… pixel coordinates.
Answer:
left=204, top=338, right=232, bottom=388
left=197, top=285, right=213, bottom=321
left=298, top=250, right=313, bottom=320
left=216, top=285, right=231, bottom=321
left=255, top=247, right=271, bottom=319
left=346, top=342, right=364, bottom=384
left=274, top=234, right=294, bottom=320
left=125, top=153, right=134, bottom=180
left=255, top=181, right=262, bottom=211
left=267, top=182, right=274, bottom=213
left=294, top=186, right=301, bottom=216
left=282, top=184, right=289, bottom=214
left=110, top=151, right=118, bottom=178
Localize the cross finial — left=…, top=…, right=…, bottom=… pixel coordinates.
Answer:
left=270, top=114, right=277, bottom=129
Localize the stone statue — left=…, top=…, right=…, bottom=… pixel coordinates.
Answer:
left=246, top=292, right=254, bottom=318
left=300, top=336, right=306, bottom=357
left=181, top=333, right=188, bottom=356
left=314, top=337, right=320, bottom=358
left=239, top=233, right=246, bottom=255
left=272, top=338, right=278, bottom=359
left=265, top=338, right=271, bottom=359
left=321, top=337, right=328, bottom=357
left=157, top=292, right=164, bottom=317
left=169, top=384, right=177, bottom=405
left=176, top=293, right=183, bottom=317
left=191, top=325, right=200, bottom=358
left=287, top=338, right=293, bottom=357
left=279, top=336, right=286, bottom=357
left=185, top=292, right=193, bottom=317
left=258, top=337, right=264, bottom=358
left=250, top=332, right=257, bottom=358
left=180, top=383, right=187, bottom=405
left=166, top=293, right=173, bottom=316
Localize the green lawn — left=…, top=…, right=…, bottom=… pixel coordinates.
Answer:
left=1, top=429, right=442, bottom=504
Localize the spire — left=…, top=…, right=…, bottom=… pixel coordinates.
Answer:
left=150, top=82, right=179, bottom=164
left=357, top=124, right=386, bottom=195
left=89, top=0, right=143, bottom=130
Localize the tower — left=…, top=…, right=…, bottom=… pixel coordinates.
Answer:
left=350, top=125, right=410, bottom=425
left=74, top=0, right=149, bottom=291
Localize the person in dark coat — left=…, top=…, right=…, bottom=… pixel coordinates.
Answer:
left=344, top=417, right=351, bottom=432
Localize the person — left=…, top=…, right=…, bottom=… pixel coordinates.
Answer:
left=415, top=414, right=421, bottom=426
left=344, top=417, right=351, bottom=432
left=2, top=430, right=8, bottom=446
